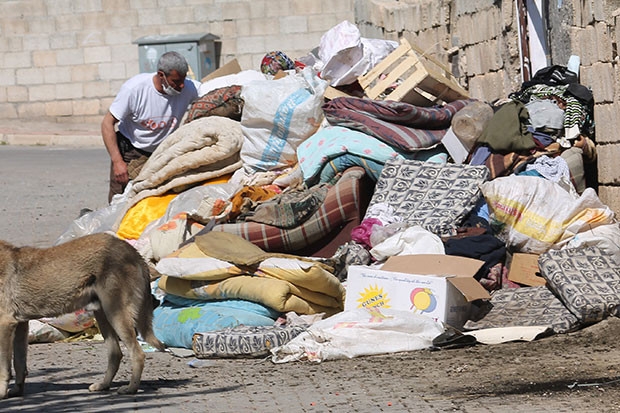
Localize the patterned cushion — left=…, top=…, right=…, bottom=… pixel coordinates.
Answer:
left=463, top=286, right=580, bottom=334
left=538, top=246, right=620, bottom=324
left=185, top=85, right=244, bottom=123
left=193, top=325, right=306, bottom=358
left=211, top=167, right=366, bottom=254
left=366, top=158, right=489, bottom=236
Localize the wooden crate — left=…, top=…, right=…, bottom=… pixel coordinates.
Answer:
left=358, top=38, right=469, bottom=106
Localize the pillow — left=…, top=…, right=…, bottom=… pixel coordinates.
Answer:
left=538, top=246, right=620, bottom=324
left=463, top=286, right=580, bottom=334
left=193, top=325, right=307, bottom=358
left=366, top=158, right=489, bottom=236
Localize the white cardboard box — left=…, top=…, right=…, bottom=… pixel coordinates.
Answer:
left=345, top=255, right=491, bottom=329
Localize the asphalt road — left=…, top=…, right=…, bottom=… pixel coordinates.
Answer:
left=0, top=146, right=110, bottom=247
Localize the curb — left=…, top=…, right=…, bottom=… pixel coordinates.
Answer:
left=0, top=130, right=103, bottom=148
left=0, top=134, right=104, bottom=148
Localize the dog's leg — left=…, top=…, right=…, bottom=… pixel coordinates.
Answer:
left=107, top=311, right=145, bottom=395
left=88, top=310, right=122, bottom=392
left=0, top=318, right=17, bottom=399
left=8, top=321, right=28, bottom=397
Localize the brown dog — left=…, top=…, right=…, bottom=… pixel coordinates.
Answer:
left=0, top=232, right=165, bottom=398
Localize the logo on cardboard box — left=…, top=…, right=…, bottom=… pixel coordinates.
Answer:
left=410, top=288, right=437, bottom=314
left=355, top=284, right=438, bottom=315
left=356, top=285, right=391, bottom=309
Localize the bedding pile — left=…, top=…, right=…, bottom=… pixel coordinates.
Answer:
left=47, top=21, right=617, bottom=360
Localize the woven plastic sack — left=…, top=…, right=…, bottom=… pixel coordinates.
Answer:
left=240, top=67, right=327, bottom=173
left=481, top=175, right=614, bottom=254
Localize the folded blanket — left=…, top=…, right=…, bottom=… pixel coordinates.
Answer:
left=297, top=125, right=447, bottom=184
left=126, top=116, right=244, bottom=207
left=323, top=97, right=472, bottom=152
left=155, top=233, right=345, bottom=315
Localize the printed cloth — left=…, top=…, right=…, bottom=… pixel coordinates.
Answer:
left=463, top=286, right=580, bottom=334
left=246, top=184, right=329, bottom=228
left=365, top=158, right=489, bottom=236
left=538, top=246, right=620, bottom=324
left=297, top=125, right=406, bottom=183
left=212, top=167, right=366, bottom=254
left=322, top=97, right=472, bottom=152
left=184, top=85, right=244, bottom=123
left=260, top=51, right=296, bottom=75
left=152, top=297, right=278, bottom=349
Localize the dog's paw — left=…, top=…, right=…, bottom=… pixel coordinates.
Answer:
left=117, top=384, right=139, bottom=395
left=7, top=385, right=24, bottom=398
left=88, top=382, right=110, bottom=392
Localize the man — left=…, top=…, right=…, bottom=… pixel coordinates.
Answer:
left=102, top=51, right=200, bottom=202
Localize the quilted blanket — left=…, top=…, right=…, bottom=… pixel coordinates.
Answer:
left=125, top=116, right=244, bottom=207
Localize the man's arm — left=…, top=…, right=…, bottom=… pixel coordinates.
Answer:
left=101, top=111, right=129, bottom=186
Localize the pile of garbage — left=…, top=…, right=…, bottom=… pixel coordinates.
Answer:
left=34, top=20, right=620, bottom=363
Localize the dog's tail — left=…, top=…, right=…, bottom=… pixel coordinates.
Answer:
left=137, top=262, right=166, bottom=352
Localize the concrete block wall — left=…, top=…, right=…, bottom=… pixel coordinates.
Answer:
left=0, top=0, right=355, bottom=124
left=356, top=0, right=620, bottom=216
left=2, top=0, right=620, bottom=215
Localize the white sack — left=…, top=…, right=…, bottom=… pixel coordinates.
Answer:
left=240, top=67, right=327, bottom=173
left=270, top=307, right=443, bottom=363
left=481, top=175, right=615, bottom=254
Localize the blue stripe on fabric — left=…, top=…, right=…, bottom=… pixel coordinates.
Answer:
left=255, top=88, right=311, bottom=170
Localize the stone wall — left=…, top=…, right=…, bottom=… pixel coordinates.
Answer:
left=356, top=0, right=620, bottom=216
left=0, top=0, right=355, bottom=124
left=1, top=0, right=619, bottom=215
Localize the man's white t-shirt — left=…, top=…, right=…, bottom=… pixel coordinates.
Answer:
left=110, top=73, right=200, bottom=153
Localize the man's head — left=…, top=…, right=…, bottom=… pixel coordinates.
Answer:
left=156, top=51, right=189, bottom=96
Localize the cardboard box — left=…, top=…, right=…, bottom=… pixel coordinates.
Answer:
left=345, top=255, right=490, bottom=328
left=357, top=38, right=469, bottom=106
left=507, top=253, right=546, bottom=287
left=201, top=58, right=241, bottom=82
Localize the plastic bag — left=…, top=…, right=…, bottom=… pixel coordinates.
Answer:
left=29, top=320, right=69, bottom=343
left=54, top=202, right=127, bottom=245
left=40, top=308, right=96, bottom=333
left=318, top=20, right=397, bottom=86
left=370, top=225, right=446, bottom=261
left=240, top=67, right=327, bottom=173
left=481, top=175, right=615, bottom=254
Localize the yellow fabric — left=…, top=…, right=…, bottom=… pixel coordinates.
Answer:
left=117, top=193, right=177, bottom=240
left=117, top=174, right=232, bottom=240
left=256, top=261, right=344, bottom=299
left=158, top=275, right=342, bottom=316
left=156, top=236, right=346, bottom=315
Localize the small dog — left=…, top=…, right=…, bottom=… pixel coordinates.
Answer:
left=0, top=232, right=165, bottom=398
